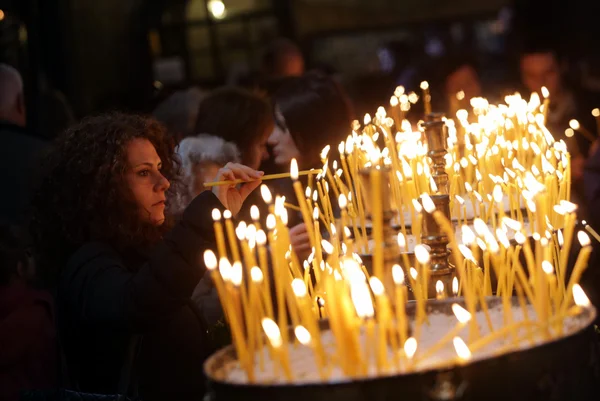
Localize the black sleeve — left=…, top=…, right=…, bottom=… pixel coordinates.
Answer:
left=60, top=191, right=225, bottom=331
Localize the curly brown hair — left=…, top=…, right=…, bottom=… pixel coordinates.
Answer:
left=31, top=112, right=180, bottom=284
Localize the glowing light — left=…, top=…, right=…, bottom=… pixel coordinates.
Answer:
left=421, top=194, right=436, bottom=213
left=541, top=261, right=554, bottom=275
left=219, top=258, right=232, bottom=281
left=436, top=280, right=444, bottom=295
left=420, top=81, right=429, bottom=90
left=321, top=239, right=334, bottom=255
left=292, top=278, right=308, bottom=297
left=415, top=245, right=430, bottom=264
left=208, top=0, right=227, bottom=19
left=262, top=318, right=283, bottom=348
left=369, top=277, right=385, bottom=295
left=231, top=262, right=243, bottom=286
left=261, top=185, right=273, bottom=204
left=573, top=284, right=591, bottom=307
left=593, top=108, right=600, bottom=117
left=569, top=119, right=580, bottom=130
left=212, top=208, right=221, bottom=221
left=351, top=281, right=375, bottom=319
left=256, top=230, right=267, bottom=245
left=397, top=233, right=406, bottom=248
left=578, top=231, right=591, bottom=247
left=404, top=337, right=418, bottom=359
left=203, top=250, right=217, bottom=270
left=251, top=267, right=263, bottom=283
left=541, top=86, right=549, bottom=98
left=452, top=277, right=459, bottom=296
left=295, top=326, right=312, bottom=345
left=250, top=206, right=260, bottom=221
left=266, top=214, right=276, bottom=230
left=392, top=264, right=405, bottom=285
left=453, top=337, right=472, bottom=361
left=565, top=128, right=575, bottom=138
left=290, top=158, right=299, bottom=180
left=339, top=194, right=347, bottom=209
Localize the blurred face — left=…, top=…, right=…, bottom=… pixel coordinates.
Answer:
left=520, top=52, right=561, bottom=97
left=246, top=126, right=272, bottom=170
left=277, top=52, right=305, bottom=78
left=268, top=106, right=300, bottom=166
left=124, top=138, right=171, bottom=226
left=446, top=65, right=481, bottom=101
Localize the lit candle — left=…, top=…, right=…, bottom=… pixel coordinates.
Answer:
left=223, top=210, right=240, bottom=263
left=212, top=209, right=227, bottom=259
left=421, top=81, right=432, bottom=115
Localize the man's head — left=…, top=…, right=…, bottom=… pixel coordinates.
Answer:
left=0, top=64, right=26, bottom=127
left=520, top=49, right=562, bottom=98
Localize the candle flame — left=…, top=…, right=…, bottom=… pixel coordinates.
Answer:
left=541, top=86, right=549, bottom=98
left=569, top=119, right=580, bottom=130
left=313, top=207, right=319, bottom=221
left=452, top=277, right=459, bottom=296
left=290, top=158, right=299, bottom=180
left=320, top=145, right=330, bottom=161
left=493, top=185, right=503, bottom=203
left=461, top=225, right=476, bottom=246
left=578, top=231, right=591, bottom=247
left=453, top=337, right=472, bottom=360
left=456, top=90, right=465, bottom=101
left=212, top=208, right=221, bottom=221
left=420, top=81, right=429, bottom=90
left=266, top=214, right=276, bottom=230
left=339, top=193, right=347, bottom=209
left=541, top=260, right=554, bottom=275
left=230, top=262, right=243, bottom=286
left=235, top=222, right=247, bottom=241
left=421, top=194, right=436, bottom=213
left=351, top=280, right=375, bottom=319
left=415, top=245, right=430, bottom=264
left=565, top=128, right=575, bottom=138
left=394, top=86, right=405, bottom=97
left=262, top=318, right=283, bottom=348
left=392, top=264, right=405, bottom=285
left=223, top=210, right=232, bottom=219
left=573, top=284, right=591, bottom=307
left=452, top=303, right=472, bottom=323
left=404, top=337, right=418, bottom=359
left=593, top=108, right=600, bottom=117
left=292, top=278, right=307, bottom=297
left=436, top=280, right=444, bottom=295
left=250, top=266, right=263, bottom=283
left=397, top=233, right=406, bottom=248
left=219, top=258, right=232, bottom=281
left=256, top=229, right=267, bottom=245
left=369, top=277, right=385, bottom=295
left=390, top=96, right=399, bottom=107
left=250, top=205, right=260, bottom=221
left=203, top=250, right=217, bottom=270
left=321, top=239, right=334, bottom=255
left=410, top=267, right=418, bottom=280
left=363, top=113, right=372, bottom=125
left=412, top=199, right=423, bottom=213
left=295, top=325, right=312, bottom=345
left=260, top=185, right=273, bottom=204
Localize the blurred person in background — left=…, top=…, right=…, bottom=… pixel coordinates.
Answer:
left=153, top=87, right=207, bottom=142
left=519, top=41, right=600, bottom=220
left=0, top=224, right=56, bottom=401
left=267, top=72, right=353, bottom=260
left=194, top=87, right=273, bottom=225
left=261, top=38, right=305, bottom=79
left=0, top=64, right=48, bottom=226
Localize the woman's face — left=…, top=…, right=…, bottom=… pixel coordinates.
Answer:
left=246, top=127, right=271, bottom=170
left=124, top=138, right=171, bottom=226
left=267, top=106, right=300, bottom=166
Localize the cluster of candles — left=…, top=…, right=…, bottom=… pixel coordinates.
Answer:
left=206, top=86, right=595, bottom=383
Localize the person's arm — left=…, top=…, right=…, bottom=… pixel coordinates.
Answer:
left=61, top=191, right=224, bottom=331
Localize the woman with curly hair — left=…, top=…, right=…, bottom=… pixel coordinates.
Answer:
left=31, top=113, right=262, bottom=400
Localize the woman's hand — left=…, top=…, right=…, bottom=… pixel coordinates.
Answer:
left=212, top=163, right=263, bottom=215
left=289, top=223, right=311, bottom=262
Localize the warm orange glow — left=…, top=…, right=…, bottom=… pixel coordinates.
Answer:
left=392, top=264, right=405, bottom=285
left=203, top=250, right=218, bottom=270
left=453, top=337, right=472, bottom=360
left=451, top=304, right=472, bottom=323
left=262, top=318, right=283, bottom=348
left=404, top=337, right=418, bottom=359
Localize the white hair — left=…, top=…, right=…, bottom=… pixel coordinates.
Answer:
left=172, top=134, right=240, bottom=214
left=0, top=64, right=23, bottom=117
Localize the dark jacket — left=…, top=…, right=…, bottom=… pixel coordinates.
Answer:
left=0, top=282, right=57, bottom=401
left=58, top=191, right=223, bottom=401
left=0, top=122, right=48, bottom=226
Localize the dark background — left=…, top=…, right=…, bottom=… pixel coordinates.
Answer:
left=2, top=0, right=600, bottom=136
